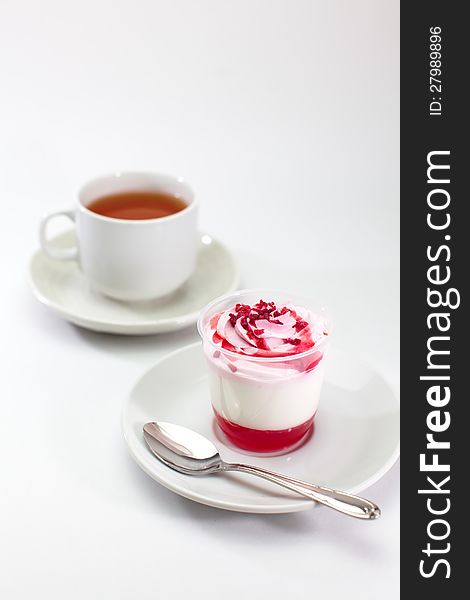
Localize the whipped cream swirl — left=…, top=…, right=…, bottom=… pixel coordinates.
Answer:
left=208, top=299, right=327, bottom=358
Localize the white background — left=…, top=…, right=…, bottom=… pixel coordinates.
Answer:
left=0, top=1, right=399, bottom=598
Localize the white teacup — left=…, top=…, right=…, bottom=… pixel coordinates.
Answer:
left=39, top=172, right=198, bottom=302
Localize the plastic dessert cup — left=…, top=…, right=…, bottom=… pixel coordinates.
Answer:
left=197, top=289, right=330, bottom=454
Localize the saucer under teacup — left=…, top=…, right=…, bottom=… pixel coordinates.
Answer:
left=29, top=231, right=238, bottom=334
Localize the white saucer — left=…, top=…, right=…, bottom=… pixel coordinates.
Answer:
left=29, top=231, right=238, bottom=335
left=123, top=343, right=400, bottom=514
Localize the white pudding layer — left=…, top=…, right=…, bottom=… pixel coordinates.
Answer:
left=206, top=356, right=325, bottom=430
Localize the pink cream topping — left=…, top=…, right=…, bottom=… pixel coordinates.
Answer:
left=207, top=299, right=328, bottom=358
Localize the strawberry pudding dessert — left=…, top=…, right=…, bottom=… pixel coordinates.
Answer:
left=197, top=290, right=329, bottom=453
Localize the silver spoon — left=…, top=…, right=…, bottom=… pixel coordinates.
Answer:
left=143, top=421, right=380, bottom=520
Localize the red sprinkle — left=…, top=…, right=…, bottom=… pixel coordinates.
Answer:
left=295, top=320, right=308, bottom=332
left=284, top=338, right=301, bottom=345
left=253, top=328, right=264, bottom=335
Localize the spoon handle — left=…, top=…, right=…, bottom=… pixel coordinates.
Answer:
left=223, top=462, right=380, bottom=520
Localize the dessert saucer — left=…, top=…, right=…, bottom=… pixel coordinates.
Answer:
left=123, top=343, right=400, bottom=513
left=29, top=231, right=238, bottom=335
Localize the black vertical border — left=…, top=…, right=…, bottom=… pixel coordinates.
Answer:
left=401, top=2, right=466, bottom=596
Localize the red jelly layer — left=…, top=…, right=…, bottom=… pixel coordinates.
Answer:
left=213, top=408, right=314, bottom=453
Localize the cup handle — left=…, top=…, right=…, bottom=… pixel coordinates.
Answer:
left=39, top=210, right=78, bottom=261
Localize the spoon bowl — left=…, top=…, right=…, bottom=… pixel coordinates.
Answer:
left=143, top=422, right=223, bottom=474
